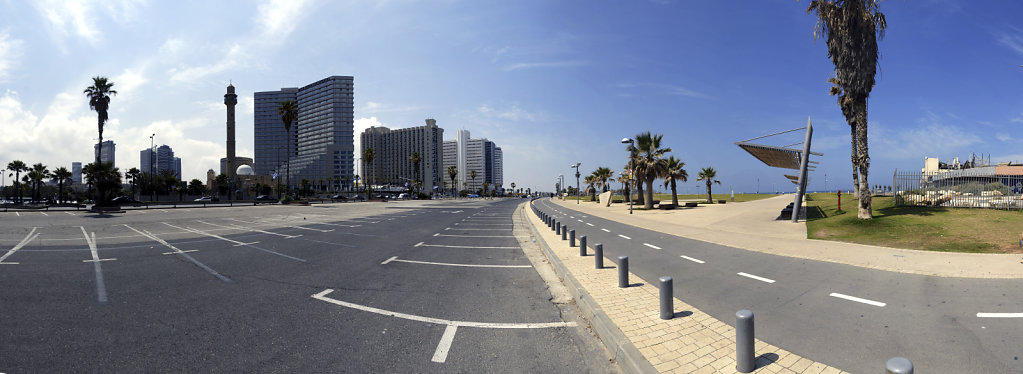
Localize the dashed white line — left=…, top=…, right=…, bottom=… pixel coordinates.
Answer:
left=680, top=255, right=705, bottom=264
left=601, top=228, right=610, bottom=232
left=382, top=257, right=532, bottom=268
left=737, top=272, right=775, bottom=284
left=829, top=292, right=885, bottom=307
left=643, top=243, right=661, bottom=250
left=618, top=234, right=631, bottom=240
left=577, top=219, right=584, bottom=223
left=586, top=223, right=594, bottom=226
left=977, top=313, right=1023, bottom=318
left=39, top=212, right=48, bottom=216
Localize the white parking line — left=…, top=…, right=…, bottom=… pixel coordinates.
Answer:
left=0, top=227, right=39, bottom=264
left=643, top=243, right=661, bottom=250
left=433, top=233, right=527, bottom=238
left=618, top=234, right=631, bottom=240
left=577, top=219, right=584, bottom=223
left=80, top=227, right=113, bottom=303
left=381, top=256, right=531, bottom=268
left=432, top=325, right=458, bottom=363
left=977, top=313, right=1023, bottom=318
left=737, top=272, right=775, bottom=284
left=829, top=292, right=885, bottom=307
left=680, top=255, right=705, bottom=264
left=586, top=223, right=594, bottom=226
left=65, top=212, right=75, bottom=216
left=39, top=212, right=48, bottom=216
left=445, top=227, right=508, bottom=231
left=198, top=220, right=301, bottom=239
left=453, top=223, right=511, bottom=226
left=601, top=228, right=610, bottom=232
left=417, top=243, right=519, bottom=249
left=123, top=224, right=232, bottom=282
left=163, top=223, right=258, bottom=247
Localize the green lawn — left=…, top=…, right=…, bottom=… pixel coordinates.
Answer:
left=805, top=192, right=1023, bottom=253
left=562, top=193, right=776, bottom=203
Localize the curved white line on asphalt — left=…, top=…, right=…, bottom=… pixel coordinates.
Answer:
left=829, top=292, right=885, bottom=307
left=312, top=289, right=575, bottom=329
left=977, top=313, right=1023, bottom=318
left=382, top=257, right=532, bottom=268
left=737, top=272, right=775, bottom=283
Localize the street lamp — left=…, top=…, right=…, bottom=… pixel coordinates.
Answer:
left=621, top=137, right=634, bottom=214
left=149, top=134, right=155, bottom=202
left=571, top=162, right=581, bottom=204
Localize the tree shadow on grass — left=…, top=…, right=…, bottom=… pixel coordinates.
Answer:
left=877, top=204, right=947, bottom=217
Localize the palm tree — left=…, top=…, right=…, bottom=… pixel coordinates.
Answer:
left=447, top=165, right=458, bottom=196
left=696, top=167, right=721, bottom=204
left=83, top=162, right=122, bottom=204
left=363, top=148, right=375, bottom=195
left=624, top=142, right=643, bottom=206
left=410, top=152, right=421, bottom=195
left=633, top=132, right=671, bottom=209
left=277, top=100, right=298, bottom=196
left=585, top=174, right=598, bottom=201
left=52, top=167, right=72, bottom=203
left=6, top=160, right=27, bottom=203
left=617, top=171, right=630, bottom=202
left=510, top=182, right=516, bottom=196
left=126, top=167, right=141, bottom=199
left=662, top=156, right=688, bottom=207
left=594, top=167, right=614, bottom=193
left=28, top=163, right=50, bottom=202
left=84, top=77, right=117, bottom=206
left=469, top=170, right=477, bottom=193
left=807, top=0, right=885, bottom=219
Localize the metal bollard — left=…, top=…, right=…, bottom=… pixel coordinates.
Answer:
left=556, top=221, right=561, bottom=234
left=659, top=277, right=673, bottom=320
left=579, top=236, right=587, bottom=256
left=736, top=309, right=755, bottom=373
left=569, top=229, right=575, bottom=246
left=594, top=243, right=603, bottom=269
left=618, top=256, right=629, bottom=288
left=562, top=226, right=568, bottom=240
left=885, top=357, right=913, bottom=374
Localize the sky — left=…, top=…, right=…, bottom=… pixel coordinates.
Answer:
left=1, top=0, right=1022, bottom=194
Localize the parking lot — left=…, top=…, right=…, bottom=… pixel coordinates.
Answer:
left=0, top=199, right=614, bottom=372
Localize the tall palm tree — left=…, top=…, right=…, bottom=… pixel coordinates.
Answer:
left=52, top=167, right=72, bottom=203
left=6, top=160, right=27, bottom=204
left=447, top=165, right=458, bottom=196
left=277, top=100, right=298, bottom=196
left=469, top=170, right=477, bottom=192
left=363, top=148, right=375, bottom=194
left=696, top=167, right=721, bottom=204
left=29, top=163, right=50, bottom=202
left=510, top=182, right=516, bottom=196
left=807, top=0, right=885, bottom=219
left=633, top=132, right=672, bottom=209
left=617, top=171, right=630, bottom=202
left=126, top=167, right=141, bottom=199
left=662, top=156, right=688, bottom=207
left=585, top=174, right=598, bottom=201
left=84, top=77, right=117, bottom=206
left=410, top=152, right=421, bottom=195
left=624, top=143, right=643, bottom=206
left=594, top=167, right=614, bottom=193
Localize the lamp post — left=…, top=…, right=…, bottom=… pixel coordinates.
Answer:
left=149, top=134, right=155, bottom=202
left=621, top=137, right=634, bottom=214
left=558, top=174, right=564, bottom=200
left=571, top=162, right=581, bottom=204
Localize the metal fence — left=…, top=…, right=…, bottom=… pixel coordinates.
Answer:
left=892, top=169, right=1023, bottom=210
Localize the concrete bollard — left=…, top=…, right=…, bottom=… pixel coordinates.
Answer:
left=659, top=277, right=673, bottom=320
left=736, top=309, right=755, bottom=373
left=594, top=243, right=603, bottom=269
left=562, top=226, right=568, bottom=241
left=618, top=256, right=629, bottom=288
left=885, top=357, right=913, bottom=374
left=579, top=236, right=587, bottom=256
left=569, top=229, right=576, bottom=247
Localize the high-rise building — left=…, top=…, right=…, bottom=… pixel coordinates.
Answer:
left=140, top=149, right=155, bottom=177
left=442, top=140, right=457, bottom=191
left=94, top=140, right=115, bottom=166
left=360, top=119, right=444, bottom=194
left=143, top=145, right=181, bottom=178
left=71, top=162, right=82, bottom=184
left=254, top=76, right=354, bottom=191
left=442, top=130, right=504, bottom=193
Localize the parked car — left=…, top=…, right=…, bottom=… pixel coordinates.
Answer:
left=467, top=194, right=480, bottom=198
left=330, top=194, right=347, bottom=200
left=194, top=196, right=219, bottom=202
left=255, top=195, right=276, bottom=202
left=396, top=193, right=409, bottom=200
left=111, top=196, right=143, bottom=206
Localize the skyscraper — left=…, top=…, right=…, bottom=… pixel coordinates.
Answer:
left=442, top=130, right=504, bottom=194
left=143, top=145, right=181, bottom=178
left=360, top=119, right=444, bottom=194
left=71, top=162, right=82, bottom=184
left=254, top=76, right=354, bottom=191
left=94, top=140, right=115, bottom=166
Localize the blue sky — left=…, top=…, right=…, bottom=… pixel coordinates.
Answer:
left=1, top=0, right=1022, bottom=194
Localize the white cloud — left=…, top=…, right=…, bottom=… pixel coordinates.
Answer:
left=256, top=0, right=313, bottom=40
left=872, top=114, right=983, bottom=160
left=615, top=83, right=711, bottom=99
left=35, top=0, right=100, bottom=43
left=478, top=104, right=536, bottom=122
left=0, top=32, right=23, bottom=83
left=998, top=30, right=1023, bottom=55
left=502, top=60, right=588, bottom=71
left=996, top=133, right=1015, bottom=142
left=360, top=101, right=426, bottom=115
left=168, top=44, right=246, bottom=84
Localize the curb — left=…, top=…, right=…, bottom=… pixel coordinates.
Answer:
left=523, top=201, right=657, bottom=374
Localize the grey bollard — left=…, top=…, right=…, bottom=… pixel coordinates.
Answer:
left=569, top=229, right=576, bottom=246
left=594, top=243, right=603, bottom=269
left=579, top=236, right=587, bottom=256
left=659, top=276, right=673, bottom=320
left=885, top=357, right=913, bottom=374
left=562, top=226, right=568, bottom=240
left=618, top=256, right=629, bottom=288
left=736, top=309, right=755, bottom=373
left=556, top=221, right=561, bottom=234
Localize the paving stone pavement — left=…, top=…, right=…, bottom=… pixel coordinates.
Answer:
left=526, top=203, right=849, bottom=374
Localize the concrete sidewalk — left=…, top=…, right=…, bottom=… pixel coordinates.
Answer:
left=550, top=194, right=1023, bottom=278
left=523, top=202, right=847, bottom=374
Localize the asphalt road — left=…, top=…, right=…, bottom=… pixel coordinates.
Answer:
left=0, top=199, right=615, bottom=373
left=534, top=198, right=1023, bottom=373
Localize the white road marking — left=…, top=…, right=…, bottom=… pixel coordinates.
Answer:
left=80, top=227, right=111, bottom=303
left=198, top=220, right=301, bottom=239
left=418, top=243, right=519, bottom=249
left=39, top=212, right=48, bottom=216
left=737, top=272, right=775, bottom=284
left=453, top=223, right=512, bottom=226
left=569, top=216, right=575, bottom=219
left=643, top=243, right=662, bottom=250
left=230, top=218, right=333, bottom=233
left=618, top=235, right=631, bottom=240
left=601, top=228, right=610, bottom=232
left=15, top=212, right=19, bottom=216
left=122, top=224, right=232, bottom=282
left=577, top=219, right=583, bottom=223
left=158, top=209, right=172, bottom=213
left=0, top=227, right=40, bottom=264
left=829, top=292, right=885, bottom=307
left=162, top=223, right=258, bottom=247
left=977, top=313, right=1023, bottom=318
left=432, top=325, right=458, bottom=363
left=680, top=255, right=705, bottom=264
left=586, top=223, right=594, bottom=226
left=432, top=234, right=527, bottom=238
left=65, top=212, right=75, bottom=216
left=444, top=227, right=508, bottom=231
left=383, top=257, right=531, bottom=268
left=414, top=242, right=424, bottom=247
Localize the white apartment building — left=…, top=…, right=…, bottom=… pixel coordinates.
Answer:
left=360, top=119, right=445, bottom=193
left=442, top=129, right=504, bottom=194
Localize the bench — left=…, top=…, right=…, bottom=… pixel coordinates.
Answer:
left=684, top=202, right=698, bottom=208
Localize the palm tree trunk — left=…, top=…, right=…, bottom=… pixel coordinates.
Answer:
left=706, top=181, right=713, bottom=204
left=286, top=130, right=291, bottom=197
left=670, top=180, right=678, bottom=206
left=644, top=178, right=654, bottom=209
left=635, top=181, right=644, bottom=205
left=96, top=124, right=104, bottom=206
left=854, top=97, right=872, bottom=219
left=849, top=123, right=859, bottom=198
